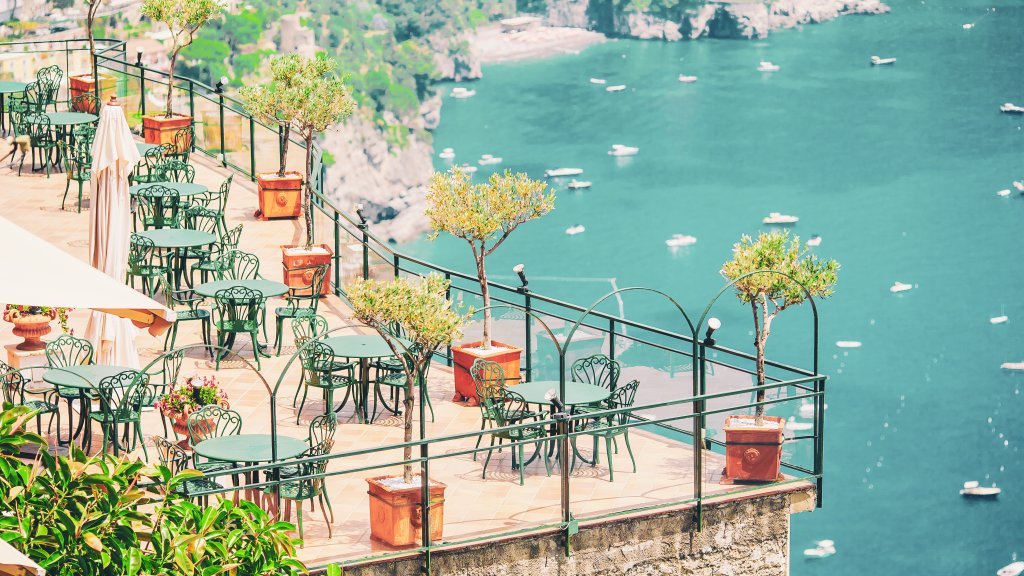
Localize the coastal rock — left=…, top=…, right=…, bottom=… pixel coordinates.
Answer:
left=545, top=0, right=590, bottom=29
left=432, top=35, right=483, bottom=81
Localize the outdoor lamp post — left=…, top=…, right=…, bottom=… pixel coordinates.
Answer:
left=355, top=204, right=369, bottom=279
left=514, top=263, right=528, bottom=293
left=704, top=317, right=721, bottom=346
left=515, top=263, right=532, bottom=380
left=699, top=317, right=720, bottom=449
left=135, top=48, right=143, bottom=65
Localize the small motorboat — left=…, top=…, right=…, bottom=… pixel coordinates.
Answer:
left=1000, top=103, right=1024, bottom=114
left=1000, top=362, right=1024, bottom=370
left=758, top=61, right=780, bottom=72
left=998, top=561, right=1024, bottom=576
left=1013, top=181, right=1024, bottom=192
left=785, top=417, right=814, bottom=432
left=458, top=163, right=478, bottom=174
left=450, top=87, right=476, bottom=99
left=991, top=315, right=1009, bottom=324
left=963, top=23, right=974, bottom=29
left=960, top=481, right=1001, bottom=498
left=678, top=74, right=698, bottom=83
left=803, top=540, right=835, bottom=558
left=545, top=168, right=584, bottom=178
left=870, top=55, right=897, bottom=66
left=836, top=341, right=862, bottom=348
left=608, top=144, right=639, bottom=156
left=590, top=78, right=606, bottom=84
left=606, top=84, right=627, bottom=92
left=997, top=189, right=1011, bottom=197
left=763, top=212, right=799, bottom=224
left=890, top=281, right=913, bottom=293
left=665, top=234, right=697, bottom=248
left=438, top=147, right=455, bottom=159
left=565, top=225, right=586, bottom=235
left=806, top=235, right=822, bottom=247
left=478, top=154, right=502, bottom=166
left=567, top=179, right=592, bottom=189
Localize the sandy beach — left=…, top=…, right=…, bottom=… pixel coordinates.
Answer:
left=471, top=24, right=606, bottom=64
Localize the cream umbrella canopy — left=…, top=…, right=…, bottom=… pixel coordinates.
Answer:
left=0, top=539, right=43, bottom=576
left=82, top=97, right=146, bottom=367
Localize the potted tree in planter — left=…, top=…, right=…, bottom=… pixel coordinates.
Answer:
left=346, top=273, right=466, bottom=547
left=719, top=230, right=839, bottom=482
left=426, top=168, right=554, bottom=405
left=278, top=56, right=355, bottom=296
left=140, top=0, right=222, bottom=145
left=69, top=0, right=117, bottom=113
left=239, top=55, right=307, bottom=221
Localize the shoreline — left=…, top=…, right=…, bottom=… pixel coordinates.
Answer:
left=470, top=24, right=607, bottom=65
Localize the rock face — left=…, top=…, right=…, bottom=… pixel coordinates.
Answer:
left=432, top=35, right=483, bottom=81
left=546, top=0, right=890, bottom=40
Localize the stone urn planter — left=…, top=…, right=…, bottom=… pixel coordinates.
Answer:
left=367, top=475, right=446, bottom=547
left=721, top=415, right=785, bottom=483
left=3, top=308, right=57, bottom=351
left=451, top=341, right=522, bottom=406
left=281, top=244, right=333, bottom=295
left=256, top=172, right=303, bottom=220
left=142, top=113, right=193, bottom=146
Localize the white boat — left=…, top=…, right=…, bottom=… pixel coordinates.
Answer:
left=545, top=168, right=584, bottom=178
left=590, top=78, right=606, bottom=84
left=803, top=540, right=836, bottom=559
left=565, top=225, right=586, bottom=235
left=959, top=481, right=1001, bottom=498
left=998, top=561, right=1024, bottom=576
left=798, top=400, right=827, bottom=419
left=762, top=212, right=799, bottom=224
left=1000, top=362, right=1024, bottom=370
left=806, top=235, right=822, bottom=247
left=478, top=154, right=502, bottom=166
left=450, top=87, right=476, bottom=99
left=438, top=147, right=455, bottom=159
left=890, top=281, right=913, bottom=293
left=997, top=189, right=1011, bottom=197
left=567, top=179, right=592, bottom=189
left=870, top=55, right=897, bottom=66
left=836, top=341, right=862, bottom=348
left=962, top=23, right=974, bottom=29
left=757, top=61, right=780, bottom=72
left=1013, top=181, right=1024, bottom=192
left=785, top=417, right=814, bottom=432
left=991, top=315, right=1009, bottom=324
left=665, top=234, right=698, bottom=248
left=606, top=85, right=626, bottom=92
left=678, top=74, right=698, bottom=83
left=608, top=144, right=639, bottom=156
left=1000, top=103, right=1024, bottom=114
left=458, top=163, right=478, bottom=174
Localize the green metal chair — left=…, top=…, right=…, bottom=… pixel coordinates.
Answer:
left=158, top=277, right=212, bottom=355
left=295, top=340, right=356, bottom=424
left=266, top=412, right=337, bottom=482
left=213, top=286, right=265, bottom=370
left=570, top=354, right=621, bottom=416
left=24, top=111, right=57, bottom=177
left=34, top=65, right=62, bottom=111
left=180, top=205, right=220, bottom=285
left=21, top=81, right=47, bottom=113
left=136, top=184, right=182, bottom=229
left=6, top=101, right=32, bottom=176
left=273, top=264, right=326, bottom=356
left=45, top=334, right=94, bottom=445
left=127, top=234, right=169, bottom=297
left=208, top=174, right=233, bottom=235
left=69, top=93, right=99, bottom=115
left=271, top=439, right=333, bottom=542
left=130, top=143, right=169, bottom=185
left=186, top=404, right=242, bottom=475
left=571, top=380, right=639, bottom=482
left=219, top=249, right=261, bottom=280
left=72, top=123, right=97, bottom=149
left=0, top=360, right=58, bottom=435
left=470, top=358, right=506, bottom=460
left=371, top=346, right=435, bottom=424
left=141, top=347, right=185, bottom=438
left=60, top=141, right=91, bottom=212
left=153, top=436, right=222, bottom=505
left=166, top=124, right=193, bottom=164
left=189, top=223, right=242, bottom=286
left=481, top=388, right=551, bottom=485
left=289, top=314, right=329, bottom=407
left=162, top=159, right=195, bottom=183
left=84, top=370, right=149, bottom=458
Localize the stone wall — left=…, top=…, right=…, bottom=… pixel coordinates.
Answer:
left=336, top=485, right=815, bottom=576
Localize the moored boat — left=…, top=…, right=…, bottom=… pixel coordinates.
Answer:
left=836, top=341, right=862, bottom=348
left=478, top=154, right=502, bottom=165
left=998, top=561, right=1024, bottom=576
left=870, top=55, right=897, bottom=65
left=590, top=78, right=606, bottom=84
left=960, top=481, right=1001, bottom=498
left=567, top=179, right=592, bottom=189
left=565, top=225, right=586, bottom=235
left=763, top=212, right=799, bottom=224
left=890, top=281, right=913, bottom=293
left=758, top=61, right=780, bottom=72
left=1000, top=361, right=1024, bottom=370
left=678, top=74, right=698, bottom=83
left=451, top=87, right=476, bottom=99
left=1000, top=103, right=1024, bottom=114
left=608, top=144, right=639, bottom=156
left=990, top=315, right=1008, bottom=324
left=439, top=147, right=455, bottom=159
left=806, top=234, right=822, bottom=246
left=665, top=234, right=697, bottom=247
left=606, top=84, right=626, bottom=92
left=545, top=168, right=584, bottom=177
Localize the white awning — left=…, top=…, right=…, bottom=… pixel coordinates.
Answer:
left=0, top=539, right=43, bottom=576
left=0, top=215, right=174, bottom=335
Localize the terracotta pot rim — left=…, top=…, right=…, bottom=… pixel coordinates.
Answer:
left=366, top=474, right=447, bottom=491
left=452, top=340, right=524, bottom=356
left=257, top=171, right=303, bottom=180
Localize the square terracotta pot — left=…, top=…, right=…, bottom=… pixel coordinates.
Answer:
left=722, top=415, right=785, bottom=483
left=281, top=243, right=333, bottom=296
left=451, top=340, right=522, bottom=405
left=367, top=475, right=445, bottom=547
left=256, top=172, right=302, bottom=220
left=142, top=113, right=192, bottom=146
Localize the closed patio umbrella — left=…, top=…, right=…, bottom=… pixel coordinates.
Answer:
left=82, top=97, right=145, bottom=367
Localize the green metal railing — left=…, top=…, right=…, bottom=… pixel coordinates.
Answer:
left=1, top=39, right=830, bottom=573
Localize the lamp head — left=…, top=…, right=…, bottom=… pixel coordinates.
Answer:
left=355, top=203, right=367, bottom=225
left=513, top=264, right=528, bottom=291
left=704, top=317, right=721, bottom=346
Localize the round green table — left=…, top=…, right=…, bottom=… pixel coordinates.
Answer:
left=0, top=81, right=27, bottom=134
left=193, top=433, right=308, bottom=502
left=513, top=380, right=610, bottom=407
left=195, top=279, right=288, bottom=299
left=45, top=111, right=98, bottom=127
left=137, top=229, right=216, bottom=290
left=129, top=181, right=208, bottom=198
left=136, top=142, right=160, bottom=155
left=42, top=364, right=135, bottom=446
left=323, top=334, right=413, bottom=423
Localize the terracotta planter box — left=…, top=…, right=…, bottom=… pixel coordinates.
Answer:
left=69, top=73, right=117, bottom=113
left=367, top=475, right=445, bottom=547
left=451, top=340, right=522, bottom=405
left=142, top=113, right=193, bottom=146
left=256, top=172, right=302, bottom=221
left=281, top=243, right=333, bottom=296
left=722, top=415, right=785, bottom=483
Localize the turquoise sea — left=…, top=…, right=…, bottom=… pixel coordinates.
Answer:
left=405, top=0, right=1024, bottom=572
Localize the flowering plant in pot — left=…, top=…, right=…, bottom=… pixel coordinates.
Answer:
left=154, top=374, right=228, bottom=446
left=426, top=168, right=554, bottom=405
left=347, top=273, right=466, bottom=547
left=3, top=304, right=73, bottom=351
left=140, top=0, right=222, bottom=145
left=719, top=230, right=838, bottom=482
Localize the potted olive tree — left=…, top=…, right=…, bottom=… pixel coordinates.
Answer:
left=347, top=273, right=466, bottom=546
left=278, top=56, right=355, bottom=295
left=69, top=0, right=116, bottom=113
left=240, top=55, right=307, bottom=221
left=426, top=168, right=554, bottom=405
left=719, top=230, right=839, bottom=482
left=140, top=0, right=222, bottom=145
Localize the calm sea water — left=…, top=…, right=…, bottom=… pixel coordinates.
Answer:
left=404, top=0, right=1024, bottom=571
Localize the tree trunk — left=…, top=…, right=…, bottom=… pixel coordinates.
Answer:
left=303, top=136, right=314, bottom=249
left=402, top=372, right=416, bottom=484
left=165, top=49, right=178, bottom=118
left=87, top=21, right=96, bottom=80
left=752, top=300, right=766, bottom=425
left=477, top=255, right=491, bottom=349
left=279, top=125, right=290, bottom=177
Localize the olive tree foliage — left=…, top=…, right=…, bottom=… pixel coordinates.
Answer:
left=425, top=168, right=554, bottom=350
left=346, top=274, right=466, bottom=483
left=720, top=230, right=839, bottom=424
left=0, top=405, right=305, bottom=575
left=239, top=54, right=314, bottom=178
left=141, top=0, right=222, bottom=118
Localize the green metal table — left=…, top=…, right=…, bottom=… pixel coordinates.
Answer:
left=323, top=334, right=413, bottom=424
left=193, top=433, right=308, bottom=502
left=515, top=380, right=610, bottom=467
left=136, top=142, right=160, bottom=155
left=196, top=279, right=288, bottom=359
left=46, top=111, right=98, bottom=127
left=42, top=364, right=134, bottom=446
left=136, top=228, right=216, bottom=290
left=0, top=80, right=27, bottom=134
left=129, top=181, right=208, bottom=198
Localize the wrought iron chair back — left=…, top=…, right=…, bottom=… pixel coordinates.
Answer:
left=133, top=143, right=170, bottom=184
left=221, top=249, right=261, bottom=280
left=291, top=314, right=329, bottom=348
left=0, top=360, right=27, bottom=405
left=162, top=159, right=195, bottom=183
left=213, top=286, right=263, bottom=331
left=153, top=435, right=191, bottom=472
left=186, top=404, right=242, bottom=444
left=69, top=93, right=99, bottom=115
left=22, top=81, right=46, bottom=112
left=183, top=205, right=220, bottom=234
left=136, top=184, right=181, bottom=229
left=308, top=412, right=337, bottom=449
left=34, top=65, right=62, bottom=110
left=605, top=380, right=639, bottom=426
left=167, top=125, right=193, bottom=163
left=127, top=233, right=159, bottom=272
left=45, top=334, right=94, bottom=367
left=95, top=370, right=149, bottom=422
left=570, top=353, right=621, bottom=391
left=298, top=340, right=337, bottom=388
left=471, top=358, right=506, bottom=403
left=24, top=111, right=54, bottom=144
